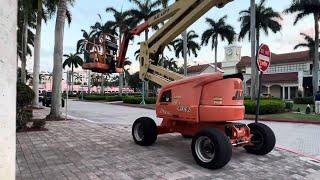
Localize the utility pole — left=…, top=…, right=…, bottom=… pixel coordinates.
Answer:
left=182, top=30, right=188, bottom=76
left=250, top=0, right=257, bottom=100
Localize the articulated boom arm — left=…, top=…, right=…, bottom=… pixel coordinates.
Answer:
left=117, top=0, right=233, bottom=86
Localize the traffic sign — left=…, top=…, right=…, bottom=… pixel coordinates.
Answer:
left=257, top=44, right=271, bottom=72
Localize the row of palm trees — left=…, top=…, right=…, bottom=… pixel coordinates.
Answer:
left=17, top=0, right=320, bottom=119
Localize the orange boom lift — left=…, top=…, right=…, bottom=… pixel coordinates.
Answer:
left=83, top=0, right=276, bottom=169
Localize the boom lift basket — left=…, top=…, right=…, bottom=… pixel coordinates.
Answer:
left=81, top=33, right=118, bottom=73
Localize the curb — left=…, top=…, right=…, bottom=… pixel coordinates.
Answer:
left=276, top=145, right=320, bottom=162
left=245, top=117, right=320, bottom=125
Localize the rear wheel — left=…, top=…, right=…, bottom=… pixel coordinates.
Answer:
left=132, top=117, right=158, bottom=146
left=191, top=128, right=232, bottom=169
left=244, top=123, right=276, bottom=155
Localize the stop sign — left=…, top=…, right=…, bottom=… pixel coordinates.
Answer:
left=257, top=44, right=271, bottom=72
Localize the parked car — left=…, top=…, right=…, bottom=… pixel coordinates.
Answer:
left=42, top=92, right=65, bottom=107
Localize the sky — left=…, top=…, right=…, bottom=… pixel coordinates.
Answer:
left=26, top=0, right=315, bottom=74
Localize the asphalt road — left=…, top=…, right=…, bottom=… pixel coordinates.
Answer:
left=64, top=99, right=320, bottom=160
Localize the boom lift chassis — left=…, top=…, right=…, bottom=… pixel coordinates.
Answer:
left=116, top=0, right=276, bottom=169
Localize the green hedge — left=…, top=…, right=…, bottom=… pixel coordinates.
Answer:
left=123, top=96, right=157, bottom=104
left=83, top=95, right=123, bottom=102
left=285, top=101, right=293, bottom=111
left=244, top=99, right=285, bottom=115
left=83, top=95, right=106, bottom=101
left=106, top=96, right=123, bottom=102
left=293, top=97, right=315, bottom=104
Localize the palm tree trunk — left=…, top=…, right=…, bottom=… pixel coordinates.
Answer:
left=32, top=1, right=42, bottom=107
left=144, top=29, right=149, bottom=97
left=182, top=30, right=188, bottom=76
left=101, top=74, right=105, bottom=95
left=119, top=31, right=123, bottom=97
left=313, top=14, right=319, bottom=96
left=88, top=70, right=91, bottom=94
left=21, top=15, right=28, bottom=84
left=250, top=0, right=256, bottom=100
left=71, top=65, right=74, bottom=92
left=255, top=29, right=260, bottom=99
left=48, top=0, right=67, bottom=119
left=214, top=37, right=218, bottom=72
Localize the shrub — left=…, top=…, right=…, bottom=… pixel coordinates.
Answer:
left=105, top=96, right=123, bottom=102
left=32, top=119, right=46, bottom=129
left=16, top=83, right=35, bottom=130
left=306, top=105, right=311, bottom=114
left=123, top=96, right=157, bottom=104
left=244, top=99, right=285, bottom=115
left=83, top=95, right=106, bottom=101
left=284, top=102, right=293, bottom=111
left=296, top=108, right=300, bottom=112
left=294, top=97, right=315, bottom=105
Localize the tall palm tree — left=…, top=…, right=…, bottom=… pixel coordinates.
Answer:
left=172, top=30, right=201, bottom=59
left=294, top=33, right=319, bottom=60
left=63, top=53, right=83, bottom=92
left=18, top=0, right=36, bottom=84
left=47, top=0, right=73, bottom=120
left=285, top=0, right=320, bottom=96
left=32, top=0, right=56, bottom=107
left=105, top=7, right=137, bottom=97
left=129, top=0, right=162, bottom=99
left=239, top=0, right=282, bottom=99
left=201, top=16, right=235, bottom=72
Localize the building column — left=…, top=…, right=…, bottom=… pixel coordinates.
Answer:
left=0, top=1, right=17, bottom=179
left=282, top=86, right=286, bottom=100
left=288, top=86, right=291, bottom=100
left=267, top=85, right=270, bottom=95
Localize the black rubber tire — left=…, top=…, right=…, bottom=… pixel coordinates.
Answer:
left=181, top=134, right=193, bottom=138
left=132, top=117, right=158, bottom=146
left=244, top=123, right=276, bottom=155
left=191, top=128, right=232, bottom=169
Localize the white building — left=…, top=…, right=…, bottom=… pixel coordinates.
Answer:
left=185, top=38, right=319, bottom=100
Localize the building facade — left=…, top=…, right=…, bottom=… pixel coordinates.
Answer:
left=185, top=40, right=319, bottom=100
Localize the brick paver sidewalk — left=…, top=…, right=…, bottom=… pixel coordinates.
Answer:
left=16, top=116, right=320, bottom=180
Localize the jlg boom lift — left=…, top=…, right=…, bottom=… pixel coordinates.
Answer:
left=83, top=0, right=276, bottom=169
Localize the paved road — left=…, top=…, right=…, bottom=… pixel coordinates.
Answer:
left=64, top=100, right=320, bottom=159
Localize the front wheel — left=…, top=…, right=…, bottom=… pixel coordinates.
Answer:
left=244, top=123, right=276, bottom=155
left=191, top=128, right=232, bottom=169
left=132, top=117, right=158, bottom=146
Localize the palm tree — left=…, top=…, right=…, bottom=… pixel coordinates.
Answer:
left=63, top=53, right=83, bottom=92
left=47, top=0, right=73, bottom=120
left=18, top=0, right=36, bottom=84
left=172, top=30, right=201, bottom=59
left=285, top=0, right=320, bottom=96
left=239, top=0, right=282, bottom=99
left=201, top=16, right=235, bottom=72
left=129, top=0, right=162, bottom=99
left=294, top=33, right=318, bottom=60
left=163, top=57, right=179, bottom=72
left=76, top=29, right=95, bottom=54
left=105, top=7, right=137, bottom=97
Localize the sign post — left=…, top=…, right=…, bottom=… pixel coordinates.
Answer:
left=255, top=44, right=271, bottom=123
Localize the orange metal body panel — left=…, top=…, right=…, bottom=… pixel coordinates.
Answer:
left=156, top=73, right=244, bottom=122
left=155, top=72, right=249, bottom=144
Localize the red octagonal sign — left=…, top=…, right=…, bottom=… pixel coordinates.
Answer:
left=257, top=44, right=271, bottom=72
